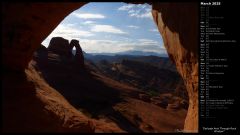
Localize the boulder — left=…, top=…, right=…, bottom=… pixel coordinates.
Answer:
left=48, top=37, right=71, bottom=57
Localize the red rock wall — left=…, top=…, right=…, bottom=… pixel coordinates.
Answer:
left=2, top=61, right=95, bottom=132
left=2, top=3, right=86, bottom=71
left=152, top=3, right=198, bottom=132
left=2, top=2, right=198, bottom=132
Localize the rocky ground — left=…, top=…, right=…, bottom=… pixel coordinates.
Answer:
left=27, top=37, right=188, bottom=132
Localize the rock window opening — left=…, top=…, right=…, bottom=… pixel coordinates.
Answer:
left=2, top=2, right=198, bottom=133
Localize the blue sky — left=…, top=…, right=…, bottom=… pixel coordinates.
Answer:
left=42, top=2, right=167, bottom=55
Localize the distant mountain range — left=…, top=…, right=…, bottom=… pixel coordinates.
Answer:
left=82, top=53, right=177, bottom=73
left=90, top=50, right=168, bottom=57
left=72, top=50, right=168, bottom=57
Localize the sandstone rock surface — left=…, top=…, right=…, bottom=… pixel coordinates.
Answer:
left=2, top=3, right=86, bottom=71
left=152, top=3, right=198, bottom=132
left=69, top=39, right=85, bottom=66
left=2, top=61, right=95, bottom=132
left=48, top=37, right=71, bottom=57
left=47, top=37, right=85, bottom=66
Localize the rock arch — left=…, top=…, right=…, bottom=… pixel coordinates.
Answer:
left=2, top=2, right=198, bottom=132
left=69, top=39, right=84, bottom=66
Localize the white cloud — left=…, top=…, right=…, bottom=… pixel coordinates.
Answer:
left=65, top=23, right=77, bottom=27
left=118, top=4, right=135, bottom=11
left=83, top=21, right=95, bottom=24
left=121, top=38, right=166, bottom=53
left=73, top=13, right=105, bottom=19
left=52, top=24, right=94, bottom=38
left=91, top=25, right=127, bottom=34
left=118, top=4, right=152, bottom=19
left=136, top=4, right=147, bottom=9
left=149, top=29, right=159, bottom=32
left=79, top=37, right=165, bottom=54
left=127, top=25, right=139, bottom=29
left=131, top=45, right=166, bottom=53
left=41, top=24, right=94, bottom=46
left=138, top=39, right=156, bottom=42
left=129, top=11, right=152, bottom=18
left=128, top=9, right=135, bottom=14
left=137, top=39, right=159, bottom=45
left=79, top=39, right=133, bottom=53
left=145, top=7, right=152, bottom=12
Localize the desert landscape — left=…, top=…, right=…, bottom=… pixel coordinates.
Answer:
left=28, top=36, right=189, bottom=132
